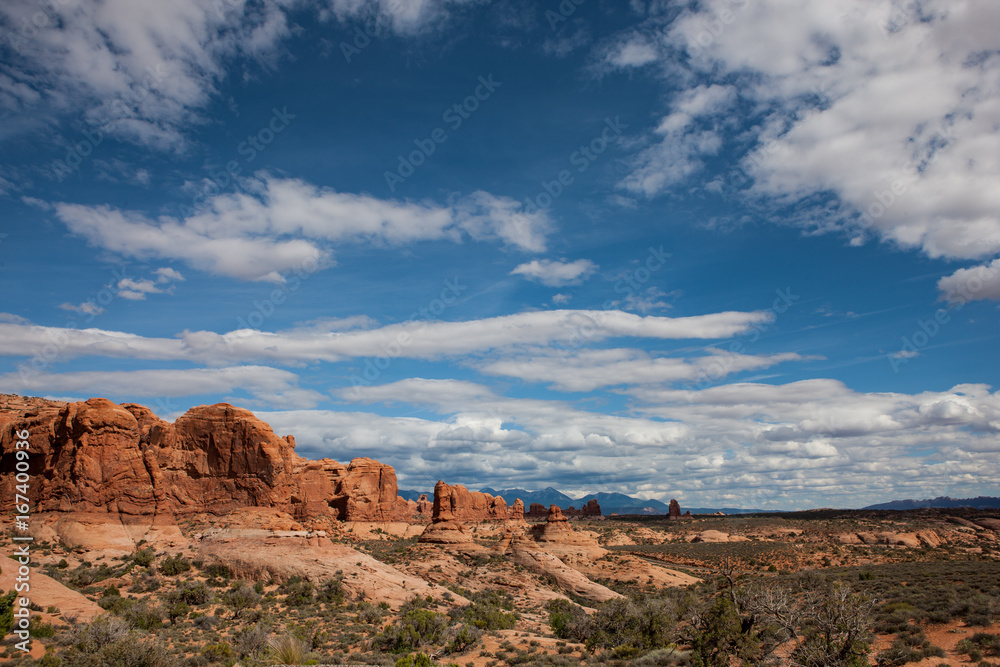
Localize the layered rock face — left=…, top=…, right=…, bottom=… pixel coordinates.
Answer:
left=430, top=481, right=514, bottom=521
left=0, top=396, right=408, bottom=521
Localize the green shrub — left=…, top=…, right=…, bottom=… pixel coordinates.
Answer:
left=157, top=553, right=190, bottom=576
left=132, top=548, right=155, bottom=567
left=202, top=641, right=234, bottom=662
left=455, top=589, right=518, bottom=631
left=30, top=618, right=56, bottom=637
left=168, top=581, right=211, bottom=606
left=0, top=590, right=16, bottom=632
left=395, top=654, right=433, bottom=667
left=222, top=581, right=260, bottom=613
left=546, top=599, right=588, bottom=641
left=377, top=609, right=450, bottom=653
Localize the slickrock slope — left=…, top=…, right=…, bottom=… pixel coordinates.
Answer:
left=0, top=396, right=408, bottom=521
left=197, top=535, right=466, bottom=609
left=0, top=565, right=104, bottom=622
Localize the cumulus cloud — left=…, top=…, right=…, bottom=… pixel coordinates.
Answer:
left=52, top=175, right=553, bottom=281
left=117, top=278, right=163, bottom=300
left=154, top=267, right=185, bottom=283
left=612, top=0, right=1000, bottom=261
left=510, top=258, right=597, bottom=287
left=937, top=258, right=1000, bottom=304
left=271, top=377, right=1000, bottom=506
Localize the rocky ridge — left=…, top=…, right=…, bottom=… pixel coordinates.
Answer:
left=0, top=395, right=408, bottom=522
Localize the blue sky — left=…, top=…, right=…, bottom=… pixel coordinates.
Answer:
left=1, top=0, right=999, bottom=509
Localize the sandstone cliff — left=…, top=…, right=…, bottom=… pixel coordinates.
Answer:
left=0, top=395, right=408, bottom=521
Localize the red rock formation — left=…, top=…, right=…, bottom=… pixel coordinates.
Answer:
left=525, top=499, right=602, bottom=520
left=668, top=499, right=681, bottom=519
left=429, top=480, right=511, bottom=522
left=414, top=494, right=433, bottom=516
left=0, top=396, right=407, bottom=522
left=509, top=498, right=525, bottom=521
left=531, top=505, right=604, bottom=555
left=527, top=502, right=547, bottom=517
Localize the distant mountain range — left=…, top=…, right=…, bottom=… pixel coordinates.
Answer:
left=400, top=486, right=770, bottom=516
left=863, top=496, right=1000, bottom=510
left=401, top=489, right=1000, bottom=515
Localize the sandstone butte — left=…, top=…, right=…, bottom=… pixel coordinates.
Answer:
left=0, top=395, right=410, bottom=522
left=418, top=480, right=526, bottom=546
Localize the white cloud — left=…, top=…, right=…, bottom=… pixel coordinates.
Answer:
left=154, top=267, right=185, bottom=283
left=0, top=365, right=323, bottom=409
left=0, top=0, right=298, bottom=149
left=476, top=347, right=812, bottom=392
left=325, top=0, right=476, bottom=35
left=615, top=0, right=1000, bottom=261
left=938, top=258, right=1000, bottom=304
left=510, top=258, right=597, bottom=287
left=620, top=85, right=736, bottom=196
left=0, top=308, right=773, bottom=365
left=602, top=35, right=659, bottom=69
left=551, top=293, right=571, bottom=305
left=273, top=376, right=1000, bottom=506
left=58, top=301, right=104, bottom=316
left=52, top=175, right=553, bottom=282
left=117, top=278, right=162, bottom=300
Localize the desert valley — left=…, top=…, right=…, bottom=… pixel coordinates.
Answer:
left=1, top=394, right=998, bottom=667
